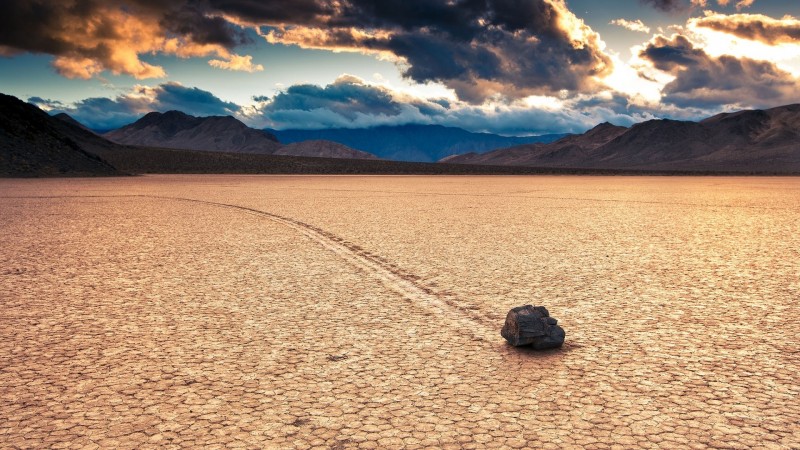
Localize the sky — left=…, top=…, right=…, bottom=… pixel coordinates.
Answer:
left=2, top=0, right=800, bottom=135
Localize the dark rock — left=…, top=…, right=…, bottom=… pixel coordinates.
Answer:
left=501, top=305, right=565, bottom=349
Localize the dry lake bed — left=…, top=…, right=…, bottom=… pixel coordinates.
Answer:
left=1, top=175, right=798, bottom=449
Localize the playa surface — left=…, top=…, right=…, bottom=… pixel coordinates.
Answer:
left=1, top=175, right=798, bottom=449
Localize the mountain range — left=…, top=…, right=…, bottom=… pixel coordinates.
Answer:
left=268, top=125, right=566, bottom=162
left=2, top=93, right=568, bottom=177
left=104, top=111, right=376, bottom=160
left=443, top=105, right=800, bottom=172
left=3, top=90, right=800, bottom=176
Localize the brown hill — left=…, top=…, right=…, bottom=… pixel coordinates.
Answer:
left=275, top=140, right=376, bottom=160
left=0, top=94, right=120, bottom=176
left=105, top=111, right=282, bottom=154
left=443, top=105, right=800, bottom=172
left=443, top=122, right=626, bottom=166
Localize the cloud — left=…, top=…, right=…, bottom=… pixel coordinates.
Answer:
left=254, top=0, right=613, bottom=103
left=208, top=54, right=264, bottom=72
left=693, top=12, right=800, bottom=44
left=610, top=19, right=651, bottom=33
left=251, top=75, right=436, bottom=129
left=264, top=75, right=404, bottom=118
left=641, top=0, right=755, bottom=10
left=31, top=82, right=240, bottom=130
left=716, top=0, right=755, bottom=9
left=638, top=33, right=800, bottom=108
left=0, top=1, right=259, bottom=79
left=250, top=75, right=653, bottom=135
left=27, top=97, right=65, bottom=110
left=639, top=0, right=687, bottom=11
left=145, top=83, right=240, bottom=115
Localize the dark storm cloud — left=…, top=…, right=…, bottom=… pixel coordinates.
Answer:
left=0, top=1, right=246, bottom=54
left=255, top=76, right=462, bottom=126
left=638, top=0, right=688, bottom=12
left=152, top=83, right=240, bottom=115
left=205, top=0, right=326, bottom=23
left=0, top=0, right=612, bottom=101
left=253, top=76, right=435, bottom=129
left=37, top=82, right=240, bottom=130
left=0, top=1, right=83, bottom=55
left=639, top=34, right=800, bottom=108
left=160, top=5, right=252, bottom=47
left=258, top=0, right=613, bottom=102
left=638, top=1, right=757, bottom=12
left=263, top=76, right=402, bottom=119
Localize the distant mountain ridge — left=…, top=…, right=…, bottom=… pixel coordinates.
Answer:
left=268, top=124, right=567, bottom=162
left=105, top=111, right=376, bottom=159
left=444, top=105, right=800, bottom=172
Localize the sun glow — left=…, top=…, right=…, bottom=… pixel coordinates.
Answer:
left=601, top=53, right=669, bottom=106
left=522, top=95, right=564, bottom=110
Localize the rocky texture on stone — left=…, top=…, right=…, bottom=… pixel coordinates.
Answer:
left=501, top=305, right=565, bottom=349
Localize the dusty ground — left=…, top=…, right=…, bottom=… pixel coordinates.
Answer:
left=1, top=175, right=798, bottom=449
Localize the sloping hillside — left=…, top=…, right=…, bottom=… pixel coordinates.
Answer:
left=105, top=111, right=282, bottom=154
left=0, top=94, right=120, bottom=176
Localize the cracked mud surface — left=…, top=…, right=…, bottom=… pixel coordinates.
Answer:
left=1, top=175, right=799, bottom=449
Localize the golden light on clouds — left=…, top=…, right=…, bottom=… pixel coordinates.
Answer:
left=11, top=4, right=262, bottom=79
left=49, top=7, right=169, bottom=79
left=598, top=8, right=800, bottom=107
left=688, top=12, right=800, bottom=76
left=262, top=26, right=399, bottom=62
left=610, top=19, right=651, bottom=34
left=208, top=54, right=264, bottom=72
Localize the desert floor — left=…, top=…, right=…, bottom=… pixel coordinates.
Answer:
left=1, top=175, right=798, bottom=449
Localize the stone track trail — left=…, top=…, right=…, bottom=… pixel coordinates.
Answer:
left=2, top=193, right=508, bottom=340
left=147, top=194, right=501, bottom=342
